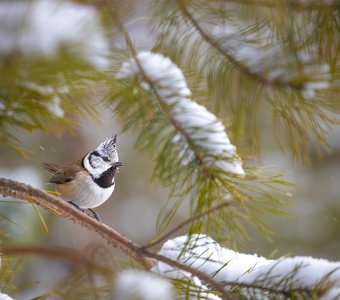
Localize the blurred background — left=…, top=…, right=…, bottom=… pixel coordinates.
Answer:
left=0, top=0, right=339, bottom=299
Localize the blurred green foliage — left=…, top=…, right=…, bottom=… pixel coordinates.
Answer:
left=0, top=0, right=340, bottom=299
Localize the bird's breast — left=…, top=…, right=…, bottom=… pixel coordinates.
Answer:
left=57, top=172, right=115, bottom=209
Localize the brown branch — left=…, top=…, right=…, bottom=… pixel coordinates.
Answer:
left=142, top=201, right=232, bottom=250
left=2, top=177, right=307, bottom=299
left=0, top=244, right=322, bottom=298
left=0, top=245, right=113, bottom=275
left=0, top=177, right=236, bottom=299
left=178, top=0, right=304, bottom=91
left=0, top=177, right=155, bottom=270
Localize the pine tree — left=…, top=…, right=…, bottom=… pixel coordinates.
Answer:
left=0, top=0, right=339, bottom=299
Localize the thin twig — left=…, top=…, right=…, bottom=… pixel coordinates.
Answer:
left=0, top=177, right=155, bottom=270
left=142, top=201, right=232, bottom=250
left=178, top=0, right=304, bottom=90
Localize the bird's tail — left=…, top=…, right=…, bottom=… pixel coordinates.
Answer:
left=42, top=162, right=59, bottom=174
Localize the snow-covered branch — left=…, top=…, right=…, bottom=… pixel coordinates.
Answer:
left=0, top=0, right=109, bottom=69
left=154, top=234, right=340, bottom=299
left=113, top=17, right=288, bottom=241
left=178, top=1, right=330, bottom=98
left=211, top=23, right=330, bottom=99
left=117, top=51, right=244, bottom=176
left=0, top=293, right=13, bottom=300
left=0, top=0, right=111, bottom=144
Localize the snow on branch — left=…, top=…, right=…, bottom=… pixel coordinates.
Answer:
left=20, top=81, right=68, bottom=118
left=175, top=1, right=330, bottom=97
left=116, top=52, right=244, bottom=176
left=0, top=0, right=109, bottom=69
left=211, top=23, right=330, bottom=98
left=154, top=234, right=340, bottom=299
left=0, top=293, right=14, bottom=300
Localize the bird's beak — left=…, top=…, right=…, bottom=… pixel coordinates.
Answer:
left=114, top=161, right=123, bottom=168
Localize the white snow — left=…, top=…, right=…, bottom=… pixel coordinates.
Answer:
left=117, top=52, right=192, bottom=98
left=0, top=0, right=110, bottom=69
left=45, top=96, right=64, bottom=118
left=154, top=234, right=340, bottom=299
left=114, top=270, right=173, bottom=300
left=117, top=52, right=244, bottom=176
left=212, top=24, right=330, bottom=99
left=22, top=81, right=67, bottom=118
left=0, top=293, right=14, bottom=300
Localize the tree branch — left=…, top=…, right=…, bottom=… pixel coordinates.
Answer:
left=143, top=250, right=324, bottom=299
left=113, top=12, right=214, bottom=176
left=0, top=177, right=155, bottom=270
left=0, top=177, right=236, bottom=299
left=178, top=0, right=304, bottom=91
left=2, top=177, right=308, bottom=299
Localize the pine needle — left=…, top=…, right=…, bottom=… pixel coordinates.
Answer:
left=29, top=195, right=61, bottom=216
left=31, top=203, right=49, bottom=233
left=45, top=190, right=62, bottom=197
left=0, top=212, right=24, bottom=229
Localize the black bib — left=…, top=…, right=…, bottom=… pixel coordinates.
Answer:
left=93, top=166, right=116, bottom=189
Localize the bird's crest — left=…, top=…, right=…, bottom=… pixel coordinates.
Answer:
left=98, top=134, right=118, bottom=159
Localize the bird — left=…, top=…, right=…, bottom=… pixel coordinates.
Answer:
left=43, top=134, right=122, bottom=222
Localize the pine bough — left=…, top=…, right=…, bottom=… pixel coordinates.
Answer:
left=117, top=51, right=244, bottom=176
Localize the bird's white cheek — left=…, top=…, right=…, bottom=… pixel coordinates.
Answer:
left=83, top=153, right=110, bottom=179
left=83, top=153, right=93, bottom=173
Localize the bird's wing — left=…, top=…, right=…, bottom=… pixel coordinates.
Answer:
left=42, top=162, right=59, bottom=174
left=43, top=161, right=84, bottom=184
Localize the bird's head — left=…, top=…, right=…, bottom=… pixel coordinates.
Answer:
left=83, top=134, right=120, bottom=178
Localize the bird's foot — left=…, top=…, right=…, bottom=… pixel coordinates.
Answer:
left=69, top=202, right=101, bottom=223
left=69, top=201, right=85, bottom=212
left=88, top=208, right=102, bottom=223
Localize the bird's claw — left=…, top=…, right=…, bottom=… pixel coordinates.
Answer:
left=88, top=208, right=102, bottom=223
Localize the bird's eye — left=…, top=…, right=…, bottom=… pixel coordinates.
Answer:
left=102, top=157, right=109, bottom=162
